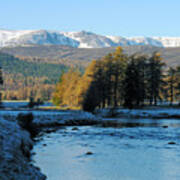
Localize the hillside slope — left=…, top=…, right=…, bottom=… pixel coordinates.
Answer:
left=1, top=45, right=180, bottom=67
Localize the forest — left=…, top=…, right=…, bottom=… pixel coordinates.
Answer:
left=0, top=53, right=70, bottom=101
left=53, top=47, right=180, bottom=111
left=1, top=46, right=180, bottom=107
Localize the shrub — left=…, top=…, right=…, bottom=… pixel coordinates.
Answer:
left=17, top=113, right=38, bottom=137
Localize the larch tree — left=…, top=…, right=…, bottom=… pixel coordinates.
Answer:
left=63, top=70, right=81, bottom=107
left=103, top=53, right=114, bottom=106
left=80, top=60, right=102, bottom=111
left=52, top=48, right=177, bottom=111
left=53, top=69, right=81, bottom=107
left=111, top=47, right=128, bottom=107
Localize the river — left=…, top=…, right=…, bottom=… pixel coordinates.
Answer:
left=33, top=118, right=180, bottom=180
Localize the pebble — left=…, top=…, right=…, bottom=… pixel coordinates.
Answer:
left=72, top=127, right=79, bottom=131
left=168, top=141, right=176, bottom=145
left=86, top=151, right=93, bottom=155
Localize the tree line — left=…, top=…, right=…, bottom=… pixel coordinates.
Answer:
left=53, top=47, right=180, bottom=111
left=1, top=74, right=54, bottom=101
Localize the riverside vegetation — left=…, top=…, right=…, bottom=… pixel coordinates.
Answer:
left=2, top=44, right=180, bottom=102
left=53, top=47, right=180, bottom=111
left=1, top=46, right=180, bottom=110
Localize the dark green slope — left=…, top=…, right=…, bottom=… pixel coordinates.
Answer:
left=0, top=53, right=69, bottom=83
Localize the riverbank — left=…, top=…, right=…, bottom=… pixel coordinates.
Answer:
left=95, top=107, right=180, bottom=119
left=0, top=117, right=46, bottom=180
left=1, top=106, right=180, bottom=179
left=0, top=109, right=100, bottom=179
left=0, top=110, right=100, bottom=127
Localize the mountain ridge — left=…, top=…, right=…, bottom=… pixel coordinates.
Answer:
left=1, top=29, right=180, bottom=48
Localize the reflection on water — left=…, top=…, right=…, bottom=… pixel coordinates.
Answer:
left=33, top=119, right=180, bottom=180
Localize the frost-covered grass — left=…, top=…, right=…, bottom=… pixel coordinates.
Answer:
left=0, top=109, right=100, bottom=127
left=1, top=105, right=180, bottom=179
left=0, top=116, right=46, bottom=180
left=95, top=107, right=180, bottom=119
left=0, top=109, right=100, bottom=179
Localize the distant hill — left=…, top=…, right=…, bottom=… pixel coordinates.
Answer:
left=1, top=45, right=180, bottom=67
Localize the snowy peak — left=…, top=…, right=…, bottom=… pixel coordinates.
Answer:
left=152, top=37, right=180, bottom=47
left=0, top=29, right=180, bottom=48
left=0, top=30, right=79, bottom=48
left=62, top=31, right=117, bottom=48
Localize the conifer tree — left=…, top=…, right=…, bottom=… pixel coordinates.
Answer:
left=123, top=58, right=139, bottom=108
left=52, top=49, right=171, bottom=111
left=77, top=60, right=98, bottom=108
left=111, top=47, right=127, bottom=107
left=174, top=66, right=180, bottom=104
left=123, top=55, right=147, bottom=108
left=131, top=54, right=148, bottom=106
left=63, top=70, right=81, bottom=107
left=146, top=52, right=165, bottom=105
left=81, top=60, right=105, bottom=111
left=102, top=53, right=113, bottom=107
left=166, top=67, right=176, bottom=105
left=52, top=69, right=81, bottom=107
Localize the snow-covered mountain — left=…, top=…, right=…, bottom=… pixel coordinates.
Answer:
left=0, top=29, right=180, bottom=48
left=0, top=30, right=79, bottom=47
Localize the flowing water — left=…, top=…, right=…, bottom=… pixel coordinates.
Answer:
left=33, top=118, right=180, bottom=180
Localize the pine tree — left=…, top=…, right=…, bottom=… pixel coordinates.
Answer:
left=131, top=54, right=148, bottom=106
left=123, top=58, right=139, bottom=108
left=82, top=80, right=101, bottom=112
left=147, top=52, right=165, bottom=105
left=123, top=54, right=148, bottom=108
left=166, top=67, right=176, bottom=105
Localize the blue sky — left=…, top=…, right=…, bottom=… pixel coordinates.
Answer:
left=0, top=0, right=179, bottom=36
